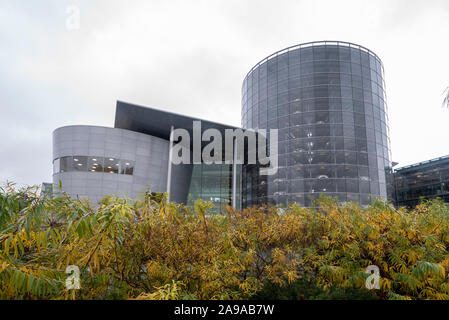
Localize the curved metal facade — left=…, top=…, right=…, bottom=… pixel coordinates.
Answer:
left=52, top=125, right=169, bottom=203
left=241, top=41, right=392, bottom=207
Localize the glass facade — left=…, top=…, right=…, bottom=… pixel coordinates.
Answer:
left=394, top=156, right=449, bottom=207
left=53, top=156, right=135, bottom=175
left=241, top=41, right=392, bottom=207
left=187, top=164, right=241, bottom=213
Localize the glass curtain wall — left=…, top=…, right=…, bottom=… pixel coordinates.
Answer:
left=394, top=157, right=449, bottom=207
left=241, top=42, right=392, bottom=207
left=187, top=164, right=241, bottom=213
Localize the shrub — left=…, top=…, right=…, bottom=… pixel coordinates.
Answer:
left=1, top=182, right=449, bottom=300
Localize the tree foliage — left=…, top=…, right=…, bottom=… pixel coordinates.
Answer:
left=1, top=182, right=449, bottom=300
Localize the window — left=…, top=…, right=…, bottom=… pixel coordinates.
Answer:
left=346, top=179, right=359, bottom=193
left=341, top=86, right=352, bottom=99
left=339, top=62, right=351, bottom=74
left=332, top=124, right=344, bottom=137
left=350, top=49, right=361, bottom=63
left=104, top=157, right=119, bottom=174
left=60, top=156, right=72, bottom=172
left=339, top=47, right=351, bottom=61
left=330, top=112, right=343, bottom=123
left=72, top=156, right=87, bottom=172
left=300, top=62, right=314, bottom=75
left=53, top=158, right=60, bottom=174
left=121, top=159, right=134, bottom=175
left=301, top=48, right=313, bottom=62
left=358, top=152, right=369, bottom=166
left=277, top=53, right=289, bottom=71
left=313, top=47, right=326, bottom=60
left=337, top=165, right=358, bottom=178
left=329, top=85, right=341, bottom=98
left=289, top=165, right=305, bottom=179
left=88, top=157, right=104, bottom=172
left=54, top=156, right=135, bottom=176
left=315, top=124, right=331, bottom=137
left=289, top=50, right=301, bottom=65
left=351, top=64, right=362, bottom=76
left=359, top=181, right=370, bottom=194
left=326, top=47, right=339, bottom=60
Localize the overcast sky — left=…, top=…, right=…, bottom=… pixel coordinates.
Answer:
left=1, top=0, right=449, bottom=187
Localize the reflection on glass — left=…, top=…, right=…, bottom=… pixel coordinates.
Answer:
left=72, top=156, right=87, bottom=172
left=53, top=158, right=60, bottom=174
left=242, top=44, right=389, bottom=208
left=120, top=159, right=135, bottom=175
left=88, top=157, right=104, bottom=172
left=54, top=156, right=134, bottom=176
left=186, top=164, right=238, bottom=213
left=60, top=156, right=72, bottom=172
left=104, top=157, right=119, bottom=174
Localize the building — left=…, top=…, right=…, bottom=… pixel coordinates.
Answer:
left=241, top=41, right=392, bottom=208
left=52, top=41, right=394, bottom=210
left=41, top=182, right=53, bottom=198
left=53, top=101, right=242, bottom=211
left=394, top=155, right=449, bottom=207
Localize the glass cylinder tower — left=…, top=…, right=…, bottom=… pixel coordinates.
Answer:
left=241, top=41, right=392, bottom=208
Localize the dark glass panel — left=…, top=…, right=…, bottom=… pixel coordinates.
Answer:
left=72, top=156, right=87, bottom=172
left=120, top=159, right=135, bottom=175
left=59, top=156, right=72, bottom=173
left=88, top=156, right=104, bottom=173
left=104, top=157, right=119, bottom=174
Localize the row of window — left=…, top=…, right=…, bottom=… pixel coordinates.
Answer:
left=395, top=165, right=449, bottom=190
left=396, top=182, right=449, bottom=201
left=244, top=83, right=386, bottom=104
left=245, top=52, right=383, bottom=82
left=247, top=125, right=389, bottom=146
left=245, top=67, right=384, bottom=94
left=274, top=151, right=378, bottom=165
left=396, top=194, right=449, bottom=208
left=245, top=81, right=385, bottom=99
left=242, top=192, right=381, bottom=207
left=53, top=156, right=135, bottom=175
left=246, top=163, right=385, bottom=180
left=245, top=102, right=388, bottom=117
left=245, top=162, right=388, bottom=181
left=242, top=89, right=386, bottom=110
left=243, top=113, right=389, bottom=132
left=244, top=120, right=389, bottom=136
left=244, top=178, right=376, bottom=194
left=249, top=52, right=381, bottom=69
left=245, top=73, right=383, bottom=92
left=248, top=51, right=382, bottom=68
left=275, top=137, right=390, bottom=153
left=187, top=164, right=242, bottom=212
left=243, top=99, right=388, bottom=120
left=244, top=116, right=388, bottom=132
left=290, top=138, right=386, bottom=152
left=257, top=135, right=391, bottom=160
left=243, top=110, right=387, bottom=126
left=274, top=125, right=388, bottom=142
left=243, top=93, right=387, bottom=108
left=242, top=66, right=385, bottom=91
left=244, top=110, right=389, bottom=133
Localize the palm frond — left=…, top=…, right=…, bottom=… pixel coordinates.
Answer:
left=443, top=87, right=449, bottom=109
